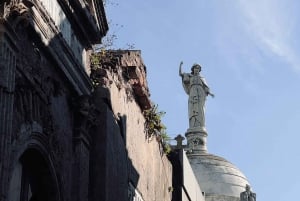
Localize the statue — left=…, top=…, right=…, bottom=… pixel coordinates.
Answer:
left=179, top=62, right=214, bottom=132
left=240, top=184, right=256, bottom=201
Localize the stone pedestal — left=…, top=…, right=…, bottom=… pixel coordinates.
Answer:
left=185, top=127, right=208, bottom=154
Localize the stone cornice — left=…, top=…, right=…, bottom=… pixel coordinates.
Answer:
left=28, top=1, right=93, bottom=95
left=59, top=0, right=108, bottom=46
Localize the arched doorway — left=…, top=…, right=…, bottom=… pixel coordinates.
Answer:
left=8, top=148, right=60, bottom=201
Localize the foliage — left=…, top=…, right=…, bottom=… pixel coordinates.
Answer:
left=144, top=104, right=166, bottom=137
left=90, top=50, right=119, bottom=87
left=90, top=50, right=114, bottom=66
left=91, top=2, right=135, bottom=82
left=90, top=53, right=101, bottom=66
left=161, top=132, right=171, bottom=154
left=144, top=104, right=171, bottom=154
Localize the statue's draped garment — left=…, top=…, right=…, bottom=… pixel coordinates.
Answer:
left=240, top=191, right=256, bottom=201
left=181, top=73, right=210, bottom=130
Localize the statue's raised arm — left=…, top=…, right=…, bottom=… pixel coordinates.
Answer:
left=179, top=61, right=184, bottom=77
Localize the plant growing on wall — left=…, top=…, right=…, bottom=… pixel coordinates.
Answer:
left=90, top=51, right=120, bottom=87
left=143, top=104, right=171, bottom=154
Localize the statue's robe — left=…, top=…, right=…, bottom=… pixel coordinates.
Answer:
left=181, top=73, right=210, bottom=129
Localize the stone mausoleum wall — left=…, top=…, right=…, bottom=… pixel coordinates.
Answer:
left=90, top=50, right=172, bottom=201
left=0, top=0, right=108, bottom=201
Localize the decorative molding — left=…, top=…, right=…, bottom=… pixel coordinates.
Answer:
left=58, top=0, right=108, bottom=45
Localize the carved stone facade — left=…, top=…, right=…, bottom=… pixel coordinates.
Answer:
left=0, top=0, right=107, bottom=201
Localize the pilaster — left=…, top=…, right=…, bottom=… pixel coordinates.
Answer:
left=72, top=95, right=92, bottom=201
left=0, top=21, right=17, bottom=200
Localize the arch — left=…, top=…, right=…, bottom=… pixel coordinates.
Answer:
left=8, top=146, right=61, bottom=201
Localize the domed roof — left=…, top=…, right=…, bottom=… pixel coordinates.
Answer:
left=188, top=152, right=249, bottom=200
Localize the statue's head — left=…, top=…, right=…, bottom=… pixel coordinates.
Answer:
left=245, top=184, right=251, bottom=191
left=191, top=63, right=201, bottom=74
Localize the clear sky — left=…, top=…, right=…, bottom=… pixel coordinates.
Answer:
left=104, top=1, right=300, bottom=200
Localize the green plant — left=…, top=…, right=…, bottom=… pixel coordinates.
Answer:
left=163, top=143, right=172, bottom=155
left=90, top=53, right=101, bottom=66
left=144, top=104, right=165, bottom=137
left=144, top=104, right=171, bottom=154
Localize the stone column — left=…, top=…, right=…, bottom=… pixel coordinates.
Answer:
left=0, top=22, right=17, bottom=200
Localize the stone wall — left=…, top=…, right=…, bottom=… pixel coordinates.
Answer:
left=90, top=50, right=173, bottom=201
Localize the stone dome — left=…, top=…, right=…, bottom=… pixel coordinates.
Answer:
left=188, top=152, right=249, bottom=201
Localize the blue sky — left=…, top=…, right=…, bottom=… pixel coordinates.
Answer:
left=104, top=1, right=300, bottom=200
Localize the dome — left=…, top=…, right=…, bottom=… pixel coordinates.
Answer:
left=188, top=153, right=249, bottom=201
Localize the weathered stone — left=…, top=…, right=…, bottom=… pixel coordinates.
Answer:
left=91, top=50, right=151, bottom=112
left=188, top=152, right=251, bottom=201
left=90, top=50, right=173, bottom=201
left=179, top=62, right=214, bottom=134
left=0, top=0, right=108, bottom=200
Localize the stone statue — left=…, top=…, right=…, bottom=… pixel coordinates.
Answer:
left=240, top=184, right=256, bottom=201
left=179, top=62, right=214, bottom=132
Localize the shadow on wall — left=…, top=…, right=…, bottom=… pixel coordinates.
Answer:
left=89, top=86, right=140, bottom=201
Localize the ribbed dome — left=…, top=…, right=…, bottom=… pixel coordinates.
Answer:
left=188, top=153, right=249, bottom=200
